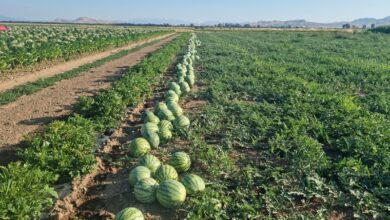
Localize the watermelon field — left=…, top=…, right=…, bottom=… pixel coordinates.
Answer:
left=0, top=24, right=170, bottom=72
left=0, top=28, right=389, bottom=220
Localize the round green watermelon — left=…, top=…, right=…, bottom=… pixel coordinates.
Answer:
left=134, top=178, right=158, bottom=203
left=128, top=138, right=151, bottom=158
left=166, top=90, right=179, bottom=102
left=158, top=120, right=173, bottom=131
left=174, top=115, right=190, bottom=129
left=144, top=111, right=160, bottom=124
left=158, top=128, right=173, bottom=142
left=128, top=166, right=151, bottom=186
left=166, top=96, right=179, bottom=104
left=169, top=82, right=181, bottom=96
left=179, top=81, right=191, bottom=93
left=154, top=102, right=168, bottom=113
left=185, top=74, right=195, bottom=86
left=115, top=207, right=144, bottom=220
left=168, top=103, right=183, bottom=117
left=141, top=122, right=159, bottom=137
left=168, top=152, right=191, bottom=173
left=138, top=154, right=161, bottom=173
left=181, top=174, right=205, bottom=194
left=154, top=165, right=178, bottom=182
left=156, top=180, right=187, bottom=208
left=144, top=132, right=160, bottom=148
left=157, top=108, right=175, bottom=121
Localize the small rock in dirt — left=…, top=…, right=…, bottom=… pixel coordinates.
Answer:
left=97, top=135, right=110, bottom=147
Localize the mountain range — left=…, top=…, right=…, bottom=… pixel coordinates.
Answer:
left=250, top=16, right=390, bottom=28
left=1, top=15, right=390, bottom=28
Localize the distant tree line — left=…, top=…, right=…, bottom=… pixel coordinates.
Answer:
left=342, top=23, right=376, bottom=29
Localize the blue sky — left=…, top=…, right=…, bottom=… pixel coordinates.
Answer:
left=1, top=0, right=389, bottom=23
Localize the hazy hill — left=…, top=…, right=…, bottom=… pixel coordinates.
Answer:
left=250, top=16, right=390, bottom=28
left=53, top=17, right=116, bottom=24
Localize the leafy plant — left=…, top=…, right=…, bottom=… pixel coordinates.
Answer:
left=0, top=162, right=57, bottom=219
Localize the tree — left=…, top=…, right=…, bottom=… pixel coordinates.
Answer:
left=342, top=24, right=351, bottom=29
left=371, top=24, right=376, bottom=29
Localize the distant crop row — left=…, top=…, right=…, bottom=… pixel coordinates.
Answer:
left=0, top=25, right=172, bottom=72
left=371, top=25, right=390, bottom=34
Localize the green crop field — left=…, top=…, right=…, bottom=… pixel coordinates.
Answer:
left=0, top=24, right=170, bottom=72
left=0, top=27, right=389, bottom=219
left=183, top=31, right=390, bottom=219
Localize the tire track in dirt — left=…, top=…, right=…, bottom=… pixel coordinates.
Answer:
left=0, top=35, right=177, bottom=163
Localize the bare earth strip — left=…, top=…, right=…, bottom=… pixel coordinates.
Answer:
left=0, top=34, right=174, bottom=92
left=0, top=35, right=177, bottom=153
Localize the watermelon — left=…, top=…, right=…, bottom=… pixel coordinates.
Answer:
left=158, top=120, right=173, bottom=131
left=115, top=207, right=144, bottom=220
left=167, top=102, right=183, bottom=117
left=128, top=166, right=151, bottom=186
left=144, top=132, right=160, bottom=148
left=158, top=128, right=173, bottom=142
left=157, top=108, right=175, bottom=121
left=181, top=174, right=205, bottom=194
left=174, top=115, right=190, bottom=129
left=166, top=95, right=179, bottom=104
left=185, top=74, right=195, bottom=86
left=155, top=102, right=168, bottom=113
left=134, top=178, right=158, bottom=203
left=166, top=90, right=179, bottom=102
left=156, top=180, right=186, bottom=208
left=168, top=152, right=191, bottom=173
left=169, top=82, right=181, bottom=96
left=179, top=81, right=191, bottom=93
left=138, top=154, right=161, bottom=173
left=129, top=138, right=151, bottom=158
left=141, top=122, right=159, bottom=137
left=154, top=165, right=178, bottom=182
left=144, top=111, right=160, bottom=124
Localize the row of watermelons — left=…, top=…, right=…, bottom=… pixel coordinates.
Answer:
left=116, top=34, right=203, bottom=220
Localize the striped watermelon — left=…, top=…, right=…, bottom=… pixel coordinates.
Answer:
left=168, top=152, right=191, bottom=173
left=144, top=132, right=160, bottom=148
left=174, top=115, right=190, bottom=129
left=156, top=180, right=187, bottom=208
left=158, top=127, right=173, bottom=142
left=138, top=154, right=161, bottom=173
left=169, top=82, right=181, bottom=96
left=167, top=102, right=183, bottom=117
left=154, top=165, right=178, bottom=182
left=115, top=207, right=144, bottom=220
left=144, top=111, right=160, bottom=124
left=157, top=108, right=175, bottom=121
left=166, top=96, right=179, bottom=104
left=134, top=178, right=158, bottom=203
left=181, top=174, right=205, bottom=194
left=179, top=81, right=191, bottom=93
left=128, top=166, right=151, bottom=186
left=158, top=120, right=173, bottom=131
left=129, top=138, right=151, bottom=158
left=185, top=74, right=195, bottom=86
left=154, top=102, right=168, bottom=113
left=166, top=90, right=179, bottom=102
left=141, top=122, right=159, bottom=137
